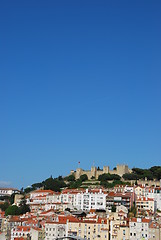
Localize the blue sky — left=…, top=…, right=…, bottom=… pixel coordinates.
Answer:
left=0, top=1, right=161, bottom=189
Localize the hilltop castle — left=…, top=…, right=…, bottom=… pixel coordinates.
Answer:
left=70, top=164, right=131, bottom=180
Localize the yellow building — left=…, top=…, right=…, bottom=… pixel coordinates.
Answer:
left=67, top=217, right=109, bottom=240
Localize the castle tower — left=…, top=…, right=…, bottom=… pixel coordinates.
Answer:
left=75, top=168, right=83, bottom=179
left=103, top=166, right=109, bottom=174
left=116, top=164, right=129, bottom=177
left=91, top=166, right=97, bottom=178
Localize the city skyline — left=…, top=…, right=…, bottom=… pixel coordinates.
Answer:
left=0, top=0, right=161, bottom=188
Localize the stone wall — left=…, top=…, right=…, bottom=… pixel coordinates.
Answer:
left=71, top=164, right=131, bottom=180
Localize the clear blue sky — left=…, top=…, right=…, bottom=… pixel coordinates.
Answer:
left=0, top=1, right=161, bottom=189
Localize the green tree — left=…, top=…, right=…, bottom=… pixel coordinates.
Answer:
left=122, top=173, right=138, bottom=180
left=43, top=176, right=66, bottom=192
left=0, top=202, right=9, bottom=211
left=80, top=174, right=88, bottom=182
left=98, top=173, right=120, bottom=181
left=19, top=198, right=30, bottom=214
left=9, top=193, right=16, bottom=205
left=66, top=175, right=75, bottom=182
left=69, top=179, right=82, bottom=189
left=32, top=182, right=43, bottom=189
left=111, top=205, right=116, bottom=212
left=91, top=176, right=95, bottom=179
left=24, top=187, right=34, bottom=194
left=5, top=205, right=20, bottom=216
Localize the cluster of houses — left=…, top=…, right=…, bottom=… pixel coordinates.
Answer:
left=0, top=184, right=161, bottom=239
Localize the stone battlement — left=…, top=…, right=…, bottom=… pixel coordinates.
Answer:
left=70, top=164, right=131, bottom=180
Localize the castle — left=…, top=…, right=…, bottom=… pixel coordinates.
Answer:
left=70, top=164, right=131, bottom=180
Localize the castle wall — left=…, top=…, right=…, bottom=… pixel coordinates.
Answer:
left=116, top=164, right=129, bottom=177
left=72, top=164, right=131, bottom=180
left=109, top=170, right=117, bottom=175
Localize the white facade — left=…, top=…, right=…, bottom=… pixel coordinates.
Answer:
left=0, top=188, right=20, bottom=197
left=11, top=226, right=31, bottom=240
left=45, top=222, right=67, bottom=240
left=78, top=189, right=107, bottom=211
left=60, top=189, right=107, bottom=211
left=129, top=218, right=151, bottom=240
left=145, top=188, right=161, bottom=211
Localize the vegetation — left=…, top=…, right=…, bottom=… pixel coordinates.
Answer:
left=80, top=174, right=88, bottom=182
left=0, top=202, right=10, bottom=211
left=98, top=173, right=121, bottom=182
left=67, top=174, right=88, bottom=189
left=111, top=205, right=116, bottom=212
left=5, top=205, right=20, bottom=216
left=91, top=176, right=95, bottom=179
left=128, top=202, right=137, bottom=217
left=24, top=176, right=67, bottom=193
left=22, top=165, right=161, bottom=194
left=42, top=176, right=66, bottom=192
left=100, top=180, right=130, bottom=188
left=65, top=174, right=75, bottom=182
left=123, top=166, right=161, bottom=180
left=5, top=198, right=30, bottom=216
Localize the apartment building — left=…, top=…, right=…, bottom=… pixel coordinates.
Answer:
left=135, top=185, right=146, bottom=198
left=45, top=215, right=77, bottom=240
left=149, top=222, right=161, bottom=240
left=136, top=197, right=156, bottom=213
left=30, top=227, right=45, bottom=240
left=78, top=189, right=107, bottom=211
left=145, top=187, right=161, bottom=211
left=67, top=216, right=109, bottom=240
left=61, top=188, right=107, bottom=211
left=129, top=218, right=151, bottom=240
left=0, top=188, right=20, bottom=197
left=11, top=226, right=31, bottom=240
left=109, top=213, right=129, bottom=240
left=106, top=192, right=133, bottom=211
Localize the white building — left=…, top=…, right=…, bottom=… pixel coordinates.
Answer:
left=60, top=189, right=107, bottom=211
left=11, top=226, right=31, bottom=240
left=0, top=188, right=20, bottom=197
left=145, top=187, right=161, bottom=211
left=45, top=218, right=67, bottom=240
left=129, top=218, right=151, bottom=240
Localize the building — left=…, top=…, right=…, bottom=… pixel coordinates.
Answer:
left=60, top=188, right=107, bottom=211
left=136, top=197, right=156, bottom=213
left=106, top=192, right=134, bottom=211
left=0, top=188, right=20, bottom=197
left=129, top=218, right=151, bottom=240
left=109, top=213, right=129, bottom=240
left=149, top=222, right=161, bottom=240
left=145, top=187, right=161, bottom=211
left=30, top=227, right=45, bottom=240
left=70, top=164, right=131, bottom=180
left=11, top=226, right=31, bottom=240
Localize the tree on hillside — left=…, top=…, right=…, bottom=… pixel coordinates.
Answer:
left=123, top=173, right=138, bottom=180
left=112, top=205, right=116, bottom=212
left=98, top=173, right=120, bottom=181
left=65, top=174, right=75, bottom=182
left=0, top=202, right=9, bottom=211
left=43, top=176, right=66, bottom=192
left=19, top=198, right=30, bottom=214
left=32, top=182, right=43, bottom=189
left=80, top=174, right=88, bottom=182
left=5, top=205, right=20, bottom=216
